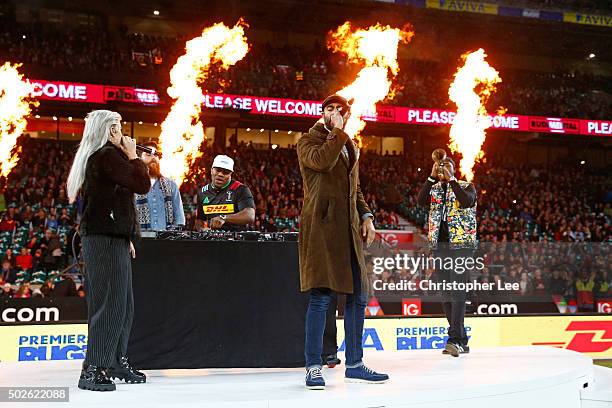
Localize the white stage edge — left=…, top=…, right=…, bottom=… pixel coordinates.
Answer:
left=1, top=346, right=611, bottom=408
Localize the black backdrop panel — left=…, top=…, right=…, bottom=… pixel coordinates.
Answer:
left=128, top=239, right=309, bottom=369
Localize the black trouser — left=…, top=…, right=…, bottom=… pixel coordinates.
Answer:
left=322, top=293, right=338, bottom=358
left=81, top=235, right=134, bottom=368
left=435, top=248, right=471, bottom=347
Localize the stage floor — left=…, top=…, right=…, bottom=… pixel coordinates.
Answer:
left=0, top=346, right=606, bottom=408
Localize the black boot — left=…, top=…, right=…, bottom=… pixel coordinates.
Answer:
left=107, top=356, right=146, bottom=384
left=78, top=363, right=116, bottom=391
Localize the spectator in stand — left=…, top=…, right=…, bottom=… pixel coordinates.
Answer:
left=31, top=208, right=47, bottom=229
left=13, top=282, right=31, bottom=298
left=41, top=279, right=54, bottom=297
left=576, top=270, right=596, bottom=311
left=26, top=236, right=41, bottom=255
left=32, top=248, right=44, bottom=272
left=58, top=208, right=72, bottom=226
left=549, top=269, right=568, bottom=296
left=15, top=247, right=33, bottom=272
left=19, top=205, right=33, bottom=226
left=532, top=268, right=547, bottom=295
left=0, top=259, right=17, bottom=284
left=41, top=190, right=55, bottom=207
left=594, top=271, right=610, bottom=300
left=2, top=248, right=17, bottom=269
left=40, top=229, right=63, bottom=271
left=0, top=204, right=20, bottom=229
left=1, top=283, right=13, bottom=299
left=519, top=271, right=533, bottom=295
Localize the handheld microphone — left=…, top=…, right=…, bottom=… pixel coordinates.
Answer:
left=136, top=144, right=159, bottom=157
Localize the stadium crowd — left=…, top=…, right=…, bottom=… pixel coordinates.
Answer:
left=0, top=15, right=610, bottom=120
left=0, top=137, right=610, bottom=307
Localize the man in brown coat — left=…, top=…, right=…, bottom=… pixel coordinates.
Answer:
left=297, top=94, right=389, bottom=390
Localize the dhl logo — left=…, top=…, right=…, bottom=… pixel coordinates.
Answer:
left=533, top=320, right=612, bottom=353
left=203, top=204, right=235, bottom=214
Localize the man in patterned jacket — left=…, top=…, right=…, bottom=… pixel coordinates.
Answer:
left=417, top=156, right=477, bottom=357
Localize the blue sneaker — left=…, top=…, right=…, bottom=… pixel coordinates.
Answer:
left=305, top=366, right=325, bottom=390
left=345, top=364, right=389, bottom=384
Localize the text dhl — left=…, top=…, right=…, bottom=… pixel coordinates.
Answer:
left=560, top=321, right=612, bottom=353
left=18, top=334, right=87, bottom=361
left=203, top=204, right=235, bottom=214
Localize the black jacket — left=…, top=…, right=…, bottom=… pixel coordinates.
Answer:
left=51, top=277, right=79, bottom=297
left=79, top=142, right=150, bottom=240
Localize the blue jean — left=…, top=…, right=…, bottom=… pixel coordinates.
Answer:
left=305, top=249, right=367, bottom=368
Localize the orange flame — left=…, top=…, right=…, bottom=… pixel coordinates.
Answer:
left=0, top=62, right=38, bottom=179
left=448, top=49, right=501, bottom=182
left=328, top=22, right=413, bottom=141
left=159, top=20, right=250, bottom=185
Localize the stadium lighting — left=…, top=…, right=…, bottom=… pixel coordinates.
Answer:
left=512, top=199, right=517, bottom=204
left=22, top=35, right=26, bottom=39
left=288, top=130, right=292, bottom=134
left=138, top=121, right=143, bottom=124
left=588, top=53, right=595, bottom=59
left=34, top=115, right=40, bottom=119
left=260, top=128, right=264, bottom=132
left=68, top=117, right=72, bottom=121
left=52, top=116, right=57, bottom=121
left=246, top=128, right=251, bottom=131
left=417, top=168, right=421, bottom=172
left=271, top=144, right=278, bottom=149
left=274, top=129, right=279, bottom=132
left=153, top=10, right=160, bottom=16
left=580, top=160, right=586, bottom=165
left=154, top=122, right=158, bottom=126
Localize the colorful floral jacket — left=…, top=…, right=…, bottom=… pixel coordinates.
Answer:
left=427, top=181, right=477, bottom=249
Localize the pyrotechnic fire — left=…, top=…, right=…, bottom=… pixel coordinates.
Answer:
left=448, top=48, right=501, bottom=182
left=328, top=22, right=413, bottom=140
left=0, top=62, right=38, bottom=178
left=159, top=20, right=249, bottom=184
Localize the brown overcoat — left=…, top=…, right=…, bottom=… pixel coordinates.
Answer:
left=296, top=121, right=372, bottom=295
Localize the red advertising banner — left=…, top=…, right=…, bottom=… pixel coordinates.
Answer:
left=30, top=79, right=160, bottom=106
left=597, top=300, right=612, bottom=314
left=376, top=229, right=414, bottom=249
left=203, top=93, right=612, bottom=137
left=402, top=298, right=422, bottom=316
left=27, top=78, right=611, bottom=136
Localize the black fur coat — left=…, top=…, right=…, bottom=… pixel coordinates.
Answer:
left=79, top=142, right=150, bottom=240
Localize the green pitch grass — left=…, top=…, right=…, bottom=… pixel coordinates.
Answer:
left=594, top=360, right=612, bottom=369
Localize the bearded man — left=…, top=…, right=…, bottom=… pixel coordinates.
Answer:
left=297, top=94, right=388, bottom=390
left=135, top=141, right=185, bottom=231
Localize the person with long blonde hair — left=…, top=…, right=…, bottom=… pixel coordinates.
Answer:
left=67, top=110, right=151, bottom=391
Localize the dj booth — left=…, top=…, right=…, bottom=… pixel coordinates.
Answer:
left=127, top=232, right=309, bottom=369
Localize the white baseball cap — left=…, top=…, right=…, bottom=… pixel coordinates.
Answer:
left=212, top=155, right=234, bottom=172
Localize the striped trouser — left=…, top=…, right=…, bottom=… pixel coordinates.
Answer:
left=81, top=235, right=134, bottom=368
